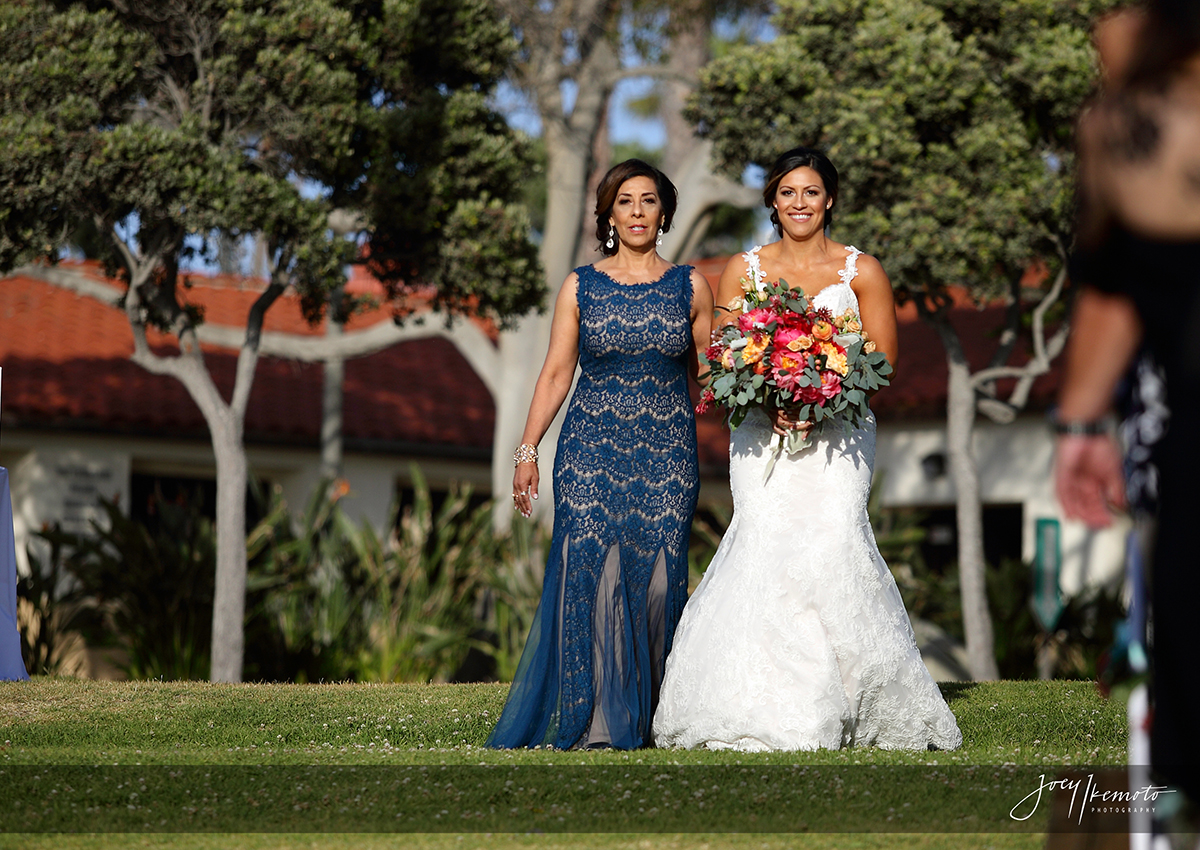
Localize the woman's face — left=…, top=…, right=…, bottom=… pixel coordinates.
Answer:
left=609, top=175, right=663, bottom=250
left=773, top=166, right=832, bottom=237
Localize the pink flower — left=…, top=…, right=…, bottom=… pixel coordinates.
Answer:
left=738, top=308, right=775, bottom=331
left=817, top=371, right=842, bottom=399
left=795, top=383, right=824, bottom=405
left=770, top=349, right=806, bottom=397
left=773, top=326, right=805, bottom=352
left=695, top=387, right=716, bottom=415
left=793, top=370, right=842, bottom=405
left=775, top=326, right=817, bottom=354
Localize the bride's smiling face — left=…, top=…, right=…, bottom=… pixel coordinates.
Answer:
left=773, top=166, right=833, bottom=237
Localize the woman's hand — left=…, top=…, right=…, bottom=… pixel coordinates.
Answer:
left=1054, top=434, right=1126, bottom=528
left=768, top=405, right=812, bottom=439
left=513, top=462, right=539, bottom=519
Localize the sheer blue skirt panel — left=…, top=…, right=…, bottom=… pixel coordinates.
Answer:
left=485, top=423, right=697, bottom=749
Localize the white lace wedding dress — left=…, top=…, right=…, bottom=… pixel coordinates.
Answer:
left=652, top=246, right=962, bottom=752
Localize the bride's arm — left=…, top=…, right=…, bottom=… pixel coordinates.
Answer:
left=852, top=254, right=899, bottom=380
left=713, top=256, right=748, bottom=330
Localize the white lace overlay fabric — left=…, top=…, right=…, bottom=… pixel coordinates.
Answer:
left=652, top=247, right=962, bottom=752
left=741, top=244, right=863, bottom=313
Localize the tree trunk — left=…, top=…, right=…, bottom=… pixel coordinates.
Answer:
left=210, top=417, right=248, bottom=683
left=321, top=341, right=344, bottom=481
left=321, top=293, right=345, bottom=481
left=488, top=4, right=763, bottom=523
left=491, top=116, right=595, bottom=523
left=945, top=355, right=1000, bottom=681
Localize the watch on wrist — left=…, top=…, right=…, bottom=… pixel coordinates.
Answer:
left=1048, top=407, right=1114, bottom=436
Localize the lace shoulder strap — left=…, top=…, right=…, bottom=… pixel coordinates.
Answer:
left=838, top=246, right=862, bottom=286
left=677, top=263, right=695, bottom=309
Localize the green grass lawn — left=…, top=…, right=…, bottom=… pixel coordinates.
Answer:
left=0, top=678, right=1128, bottom=849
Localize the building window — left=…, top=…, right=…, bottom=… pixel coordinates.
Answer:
left=129, top=473, right=267, bottom=533
left=917, top=503, right=1024, bottom=574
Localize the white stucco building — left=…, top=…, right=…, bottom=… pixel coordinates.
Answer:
left=1, top=261, right=1127, bottom=621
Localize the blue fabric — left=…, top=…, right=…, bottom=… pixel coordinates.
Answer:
left=487, top=264, right=700, bottom=749
left=0, top=468, right=30, bottom=681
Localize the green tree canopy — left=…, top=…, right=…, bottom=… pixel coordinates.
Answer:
left=0, top=0, right=542, bottom=324
left=0, top=0, right=543, bottom=682
left=688, top=0, right=1115, bottom=301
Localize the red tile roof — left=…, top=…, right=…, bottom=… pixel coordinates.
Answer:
left=1, top=259, right=1059, bottom=468
left=1, top=264, right=494, bottom=455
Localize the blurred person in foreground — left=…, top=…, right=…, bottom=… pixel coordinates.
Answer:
left=1055, top=0, right=1200, bottom=821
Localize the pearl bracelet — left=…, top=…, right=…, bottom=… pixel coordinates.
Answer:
left=513, top=444, right=539, bottom=466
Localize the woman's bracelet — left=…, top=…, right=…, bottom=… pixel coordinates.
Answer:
left=513, top=443, right=539, bottom=466
left=1047, top=407, right=1114, bottom=436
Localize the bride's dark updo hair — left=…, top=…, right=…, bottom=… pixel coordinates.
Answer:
left=594, top=159, right=678, bottom=256
left=763, top=147, right=839, bottom=236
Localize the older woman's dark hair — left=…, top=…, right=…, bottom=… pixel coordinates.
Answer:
left=762, top=147, right=839, bottom=236
left=594, top=159, right=678, bottom=256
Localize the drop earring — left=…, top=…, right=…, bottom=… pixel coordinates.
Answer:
left=605, top=225, right=615, bottom=250
left=655, top=230, right=663, bottom=247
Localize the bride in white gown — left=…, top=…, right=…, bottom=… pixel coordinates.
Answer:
left=653, top=147, right=962, bottom=752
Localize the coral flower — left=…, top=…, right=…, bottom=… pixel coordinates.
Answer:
left=812, top=318, right=835, bottom=341
left=770, top=349, right=805, bottom=396
left=793, top=370, right=842, bottom=405
left=818, top=371, right=842, bottom=399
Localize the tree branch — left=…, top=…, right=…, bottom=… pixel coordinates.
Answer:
left=970, top=262, right=1069, bottom=420
left=230, top=276, right=287, bottom=420
left=984, top=272, right=1025, bottom=372
left=12, top=264, right=124, bottom=305
left=12, top=262, right=504, bottom=399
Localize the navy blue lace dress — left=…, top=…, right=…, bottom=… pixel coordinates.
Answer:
left=486, top=263, right=701, bottom=750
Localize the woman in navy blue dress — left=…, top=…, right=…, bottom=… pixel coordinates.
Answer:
left=488, top=160, right=712, bottom=749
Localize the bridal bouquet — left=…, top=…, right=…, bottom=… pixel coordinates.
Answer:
left=696, top=276, right=892, bottom=476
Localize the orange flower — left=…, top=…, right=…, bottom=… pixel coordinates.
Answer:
left=820, top=341, right=849, bottom=376
left=741, top=332, right=769, bottom=365
left=788, top=333, right=814, bottom=352
left=812, top=319, right=834, bottom=341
